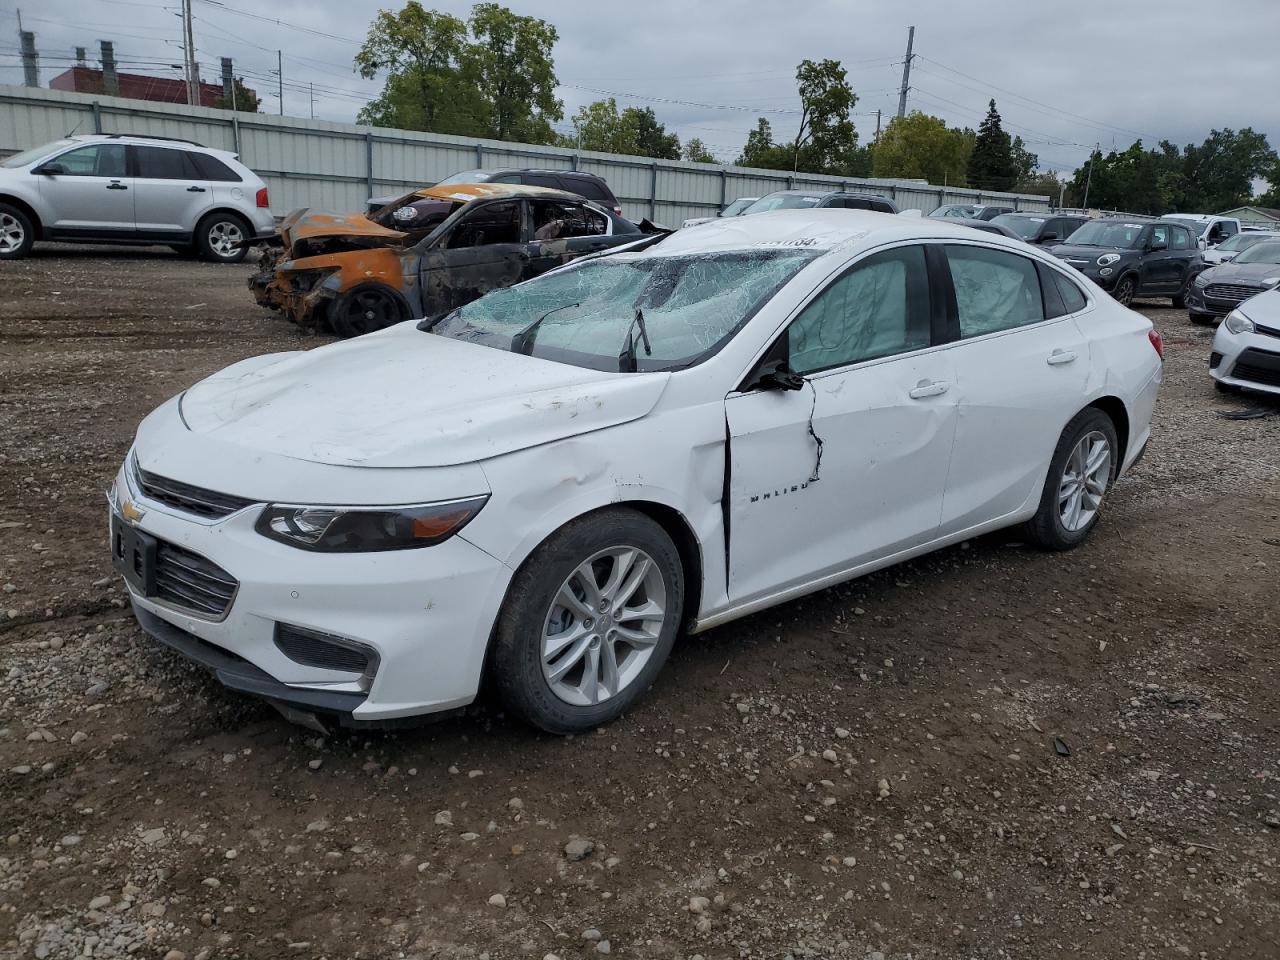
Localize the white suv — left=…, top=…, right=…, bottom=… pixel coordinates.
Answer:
left=0, top=134, right=275, bottom=262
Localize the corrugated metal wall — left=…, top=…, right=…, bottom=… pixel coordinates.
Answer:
left=0, top=83, right=1053, bottom=223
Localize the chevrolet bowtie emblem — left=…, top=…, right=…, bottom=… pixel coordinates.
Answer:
left=120, top=499, right=146, bottom=524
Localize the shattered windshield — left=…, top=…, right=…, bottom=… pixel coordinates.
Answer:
left=425, top=249, right=819, bottom=372
left=1065, top=221, right=1146, bottom=248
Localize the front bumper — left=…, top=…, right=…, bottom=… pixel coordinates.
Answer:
left=112, top=455, right=513, bottom=725
left=1209, top=322, right=1280, bottom=395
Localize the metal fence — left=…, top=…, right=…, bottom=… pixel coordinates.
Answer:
left=0, top=83, right=1053, bottom=224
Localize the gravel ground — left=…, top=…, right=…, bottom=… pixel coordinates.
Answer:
left=1, top=246, right=1278, bottom=960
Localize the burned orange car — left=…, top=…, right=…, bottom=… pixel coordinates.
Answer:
left=250, top=183, right=650, bottom=337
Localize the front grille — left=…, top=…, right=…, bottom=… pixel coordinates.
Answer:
left=1205, top=283, right=1264, bottom=304
left=275, top=623, right=374, bottom=675
left=1230, top=347, right=1280, bottom=388
left=137, top=466, right=256, bottom=520
left=154, top=541, right=238, bottom=617
left=1255, top=321, right=1280, bottom=340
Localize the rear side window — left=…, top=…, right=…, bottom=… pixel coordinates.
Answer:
left=1052, top=270, right=1087, bottom=314
left=135, top=146, right=195, bottom=180
left=564, top=177, right=612, bottom=204
left=1169, top=226, right=1192, bottom=250
left=946, top=245, right=1044, bottom=337
left=788, top=244, right=931, bottom=374
left=188, top=152, right=241, bottom=182
left=524, top=173, right=566, bottom=190
left=531, top=199, right=608, bottom=239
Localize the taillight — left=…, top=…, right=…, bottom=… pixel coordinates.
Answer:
left=255, top=187, right=269, bottom=208
left=1148, top=329, right=1163, bottom=359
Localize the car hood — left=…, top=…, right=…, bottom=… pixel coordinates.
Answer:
left=277, top=207, right=407, bottom=251
left=179, top=324, right=671, bottom=468
left=1047, top=243, right=1136, bottom=262
left=1200, top=261, right=1280, bottom=285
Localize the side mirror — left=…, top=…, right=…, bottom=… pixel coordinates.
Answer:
left=754, top=358, right=805, bottom=392
left=33, top=162, right=65, bottom=176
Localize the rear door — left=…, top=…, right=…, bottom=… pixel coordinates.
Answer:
left=36, top=142, right=133, bottom=234
left=131, top=145, right=212, bottom=237
left=937, top=243, right=1090, bottom=535
left=419, top=199, right=529, bottom=320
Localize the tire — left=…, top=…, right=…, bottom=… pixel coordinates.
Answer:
left=1111, top=275, right=1136, bottom=307
left=329, top=286, right=406, bottom=338
left=195, top=212, right=251, bottom=263
left=1188, top=311, right=1213, bottom=325
left=0, top=202, right=35, bottom=260
left=1023, top=408, right=1120, bottom=551
left=491, top=508, right=685, bottom=734
left=1171, top=292, right=1187, bottom=309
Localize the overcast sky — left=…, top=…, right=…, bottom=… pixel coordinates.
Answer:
left=3, top=0, right=1278, bottom=177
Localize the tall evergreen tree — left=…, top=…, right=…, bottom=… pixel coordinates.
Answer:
left=966, top=99, right=1018, bottom=191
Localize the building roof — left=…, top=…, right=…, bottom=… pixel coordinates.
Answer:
left=1219, top=206, right=1280, bottom=221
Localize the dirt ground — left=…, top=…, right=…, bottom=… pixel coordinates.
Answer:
left=1, top=245, right=1278, bottom=960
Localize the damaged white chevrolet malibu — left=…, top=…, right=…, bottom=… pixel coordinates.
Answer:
left=110, top=210, right=1162, bottom=733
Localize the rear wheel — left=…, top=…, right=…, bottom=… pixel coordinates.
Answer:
left=196, top=212, right=250, bottom=263
left=0, top=203, right=35, bottom=260
left=1024, top=408, right=1119, bottom=551
left=329, top=286, right=406, bottom=338
left=1112, top=275, right=1136, bottom=306
left=491, top=508, right=684, bottom=734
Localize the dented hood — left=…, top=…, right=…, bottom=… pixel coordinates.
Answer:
left=179, top=324, right=671, bottom=468
left=277, top=207, right=408, bottom=250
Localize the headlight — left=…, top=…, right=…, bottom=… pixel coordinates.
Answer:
left=1097, top=253, right=1121, bottom=267
left=1263, top=277, right=1280, bottom=288
left=1223, top=311, right=1254, bottom=336
left=1193, top=272, right=1210, bottom=287
left=256, top=496, right=488, bottom=552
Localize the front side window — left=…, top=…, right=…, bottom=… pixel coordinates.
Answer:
left=443, top=201, right=522, bottom=248
left=788, top=245, right=931, bottom=374
left=531, top=200, right=607, bottom=240
left=52, top=144, right=126, bottom=177
left=946, top=244, right=1044, bottom=338
left=426, top=248, right=818, bottom=372
left=1149, top=224, right=1170, bottom=248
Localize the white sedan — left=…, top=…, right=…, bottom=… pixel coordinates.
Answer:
left=111, top=210, right=1163, bottom=733
left=1210, top=287, right=1280, bottom=396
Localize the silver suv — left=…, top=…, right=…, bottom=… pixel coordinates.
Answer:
left=0, top=134, right=275, bottom=262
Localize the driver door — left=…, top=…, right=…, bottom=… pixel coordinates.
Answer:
left=723, top=243, right=958, bottom=604
left=1138, top=223, right=1179, bottom=293
left=36, top=143, right=133, bottom=235
left=419, top=199, right=529, bottom=320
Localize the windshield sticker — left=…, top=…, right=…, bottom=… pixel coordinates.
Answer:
left=754, top=237, right=827, bottom=248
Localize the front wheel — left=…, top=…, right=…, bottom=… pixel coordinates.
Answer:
left=1024, top=408, right=1119, bottom=551
left=491, top=508, right=685, bottom=734
left=329, top=286, right=406, bottom=337
left=1112, top=275, right=1136, bottom=307
left=0, top=203, right=35, bottom=260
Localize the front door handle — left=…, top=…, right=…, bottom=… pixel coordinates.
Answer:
left=106, top=181, right=128, bottom=190
left=186, top=185, right=207, bottom=193
left=908, top=379, right=950, bottom=399
left=1046, top=349, right=1078, bottom=365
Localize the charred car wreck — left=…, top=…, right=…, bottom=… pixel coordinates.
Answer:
left=250, top=183, right=651, bottom=337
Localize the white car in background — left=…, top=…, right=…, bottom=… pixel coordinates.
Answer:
left=680, top=196, right=758, bottom=229
left=1210, top=287, right=1280, bottom=395
left=110, top=211, right=1162, bottom=734
left=1201, top=230, right=1280, bottom=266
left=1160, top=213, right=1243, bottom=250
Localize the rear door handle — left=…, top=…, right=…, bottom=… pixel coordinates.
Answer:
left=186, top=185, right=207, bottom=193
left=908, top=379, right=950, bottom=399
left=106, top=182, right=128, bottom=190
left=1046, top=349, right=1078, bottom=365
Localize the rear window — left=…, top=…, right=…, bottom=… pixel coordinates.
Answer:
left=189, top=152, right=241, bottom=182
left=135, top=146, right=195, bottom=180
left=436, top=169, right=496, bottom=186
left=564, top=177, right=612, bottom=203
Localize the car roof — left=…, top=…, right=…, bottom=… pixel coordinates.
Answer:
left=486, top=167, right=606, bottom=180
left=651, top=208, right=1042, bottom=257
left=416, top=182, right=584, bottom=202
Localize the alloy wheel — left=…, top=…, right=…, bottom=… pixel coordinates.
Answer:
left=0, top=213, right=25, bottom=253
left=1114, top=277, right=1135, bottom=306
left=541, top=546, right=667, bottom=706
left=1058, top=430, right=1111, bottom=532
left=208, top=220, right=244, bottom=259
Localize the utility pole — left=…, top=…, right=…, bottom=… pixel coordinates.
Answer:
left=1081, top=142, right=1099, bottom=210
left=896, top=25, right=915, bottom=119
left=181, top=0, right=198, bottom=105
left=277, top=49, right=283, bottom=116
left=18, top=9, right=39, bottom=88
left=874, top=109, right=881, bottom=142
left=309, top=81, right=316, bottom=119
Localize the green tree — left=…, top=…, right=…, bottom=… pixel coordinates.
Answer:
left=736, top=117, right=791, bottom=168
left=1010, top=135, right=1038, bottom=184
left=467, top=2, right=562, bottom=144
left=1013, top=170, right=1066, bottom=200
left=683, top=138, right=716, bottom=164
left=561, top=99, right=682, bottom=158
left=967, top=99, right=1018, bottom=191
left=624, top=106, right=681, bottom=160
left=213, top=77, right=260, bottom=113
left=1178, top=128, right=1275, bottom=211
left=355, top=2, right=561, bottom=144
left=1258, top=157, right=1280, bottom=207
left=871, top=111, right=972, bottom=185
left=788, top=58, right=858, bottom=173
